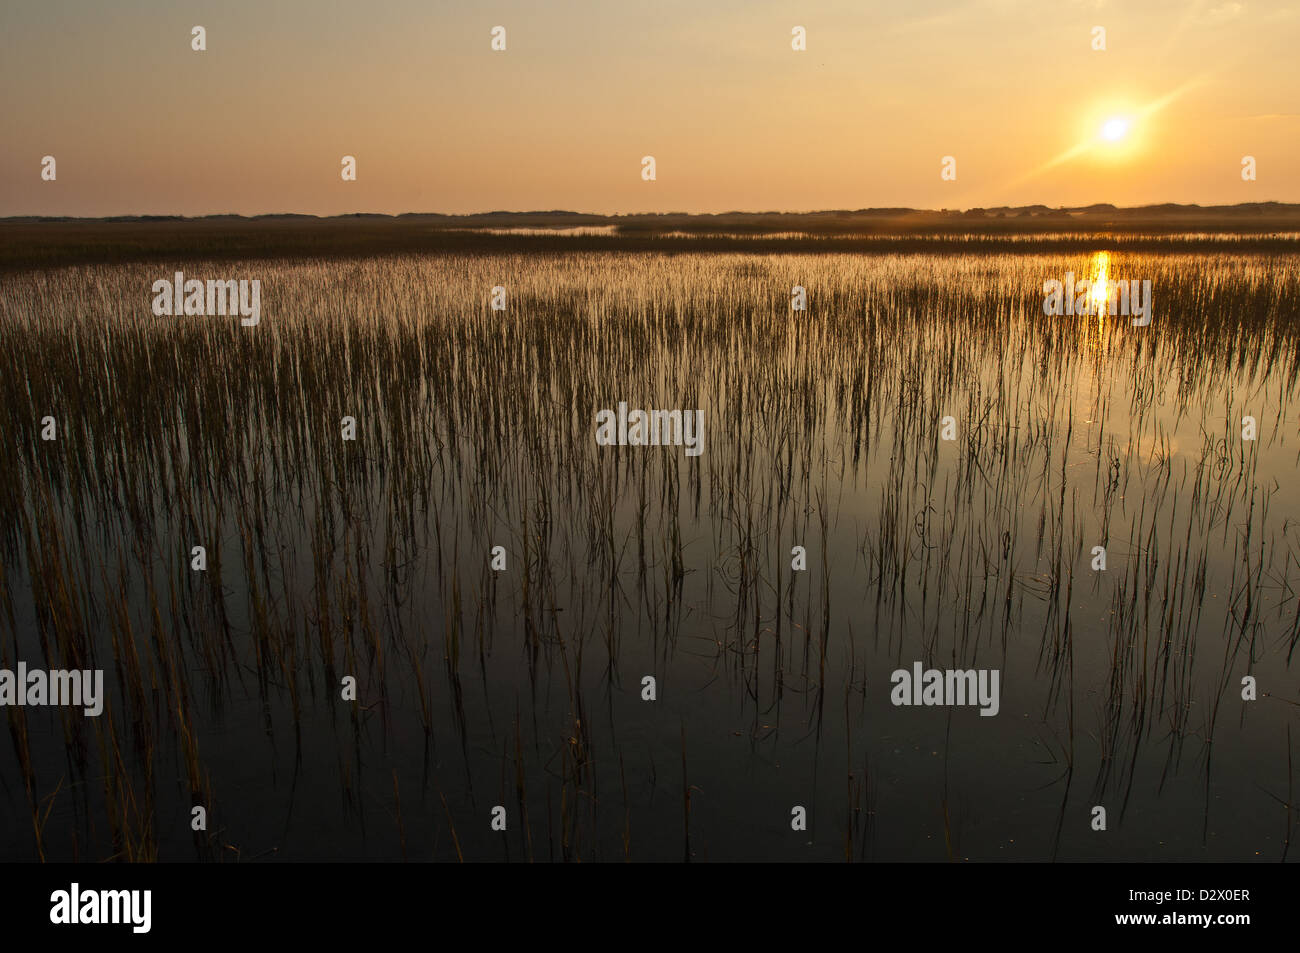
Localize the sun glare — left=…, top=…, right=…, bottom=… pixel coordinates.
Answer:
left=1101, top=117, right=1130, bottom=142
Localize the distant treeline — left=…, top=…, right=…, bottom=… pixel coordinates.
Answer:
left=3, top=204, right=1299, bottom=268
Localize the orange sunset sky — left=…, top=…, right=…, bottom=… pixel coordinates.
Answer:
left=1, top=0, right=1297, bottom=217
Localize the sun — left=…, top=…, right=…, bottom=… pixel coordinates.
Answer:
left=1100, top=117, right=1130, bottom=142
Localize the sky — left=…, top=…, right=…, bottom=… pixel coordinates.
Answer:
left=1, top=0, right=1297, bottom=216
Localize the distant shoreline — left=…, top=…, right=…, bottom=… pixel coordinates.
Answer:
left=4, top=203, right=1299, bottom=270
left=7, top=201, right=1300, bottom=228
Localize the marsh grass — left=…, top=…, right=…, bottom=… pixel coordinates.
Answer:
left=0, top=247, right=1297, bottom=860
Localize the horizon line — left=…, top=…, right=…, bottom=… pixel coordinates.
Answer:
left=5, top=200, right=1300, bottom=223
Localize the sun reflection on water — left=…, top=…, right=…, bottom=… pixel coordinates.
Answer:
left=1090, top=251, right=1111, bottom=312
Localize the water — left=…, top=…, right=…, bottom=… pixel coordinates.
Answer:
left=0, top=247, right=1297, bottom=861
